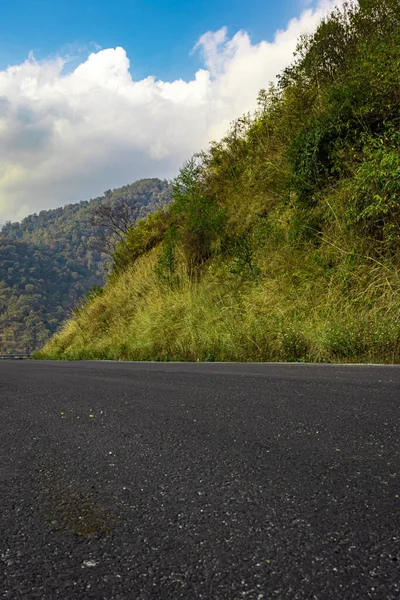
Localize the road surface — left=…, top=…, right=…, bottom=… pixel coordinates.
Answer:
left=1, top=361, right=399, bottom=599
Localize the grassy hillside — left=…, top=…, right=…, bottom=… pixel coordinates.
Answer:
left=39, top=0, right=400, bottom=363
left=0, top=179, right=170, bottom=352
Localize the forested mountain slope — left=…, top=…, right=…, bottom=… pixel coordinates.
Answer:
left=0, top=239, right=91, bottom=352
left=0, top=179, right=170, bottom=352
left=40, top=0, right=400, bottom=363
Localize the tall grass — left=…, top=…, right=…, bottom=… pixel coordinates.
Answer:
left=38, top=234, right=400, bottom=363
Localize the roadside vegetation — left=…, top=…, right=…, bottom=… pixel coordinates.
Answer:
left=38, top=0, right=400, bottom=363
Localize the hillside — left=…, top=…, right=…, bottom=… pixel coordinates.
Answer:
left=39, top=0, right=400, bottom=363
left=0, top=178, right=170, bottom=352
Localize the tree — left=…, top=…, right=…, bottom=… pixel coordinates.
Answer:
left=89, top=198, right=141, bottom=261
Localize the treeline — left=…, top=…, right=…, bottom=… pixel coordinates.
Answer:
left=39, top=0, right=400, bottom=363
left=0, top=179, right=171, bottom=352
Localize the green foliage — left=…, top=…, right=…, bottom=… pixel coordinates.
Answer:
left=171, top=158, right=227, bottom=274
left=281, top=0, right=400, bottom=209
left=279, top=3, right=355, bottom=90
left=345, top=130, right=400, bottom=248
left=288, top=113, right=339, bottom=204
left=225, top=232, right=260, bottom=277
left=155, top=225, right=178, bottom=283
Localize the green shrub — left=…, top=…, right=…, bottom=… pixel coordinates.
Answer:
left=345, top=130, right=400, bottom=250
left=171, top=158, right=227, bottom=275
left=155, top=225, right=178, bottom=283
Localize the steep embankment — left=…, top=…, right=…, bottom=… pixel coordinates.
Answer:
left=39, top=0, right=400, bottom=363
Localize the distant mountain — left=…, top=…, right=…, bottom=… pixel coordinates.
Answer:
left=0, top=178, right=171, bottom=352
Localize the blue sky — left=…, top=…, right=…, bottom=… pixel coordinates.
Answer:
left=0, top=0, right=339, bottom=222
left=0, top=0, right=312, bottom=80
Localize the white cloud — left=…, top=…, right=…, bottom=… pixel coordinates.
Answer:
left=0, top=0, right=345, bottom=222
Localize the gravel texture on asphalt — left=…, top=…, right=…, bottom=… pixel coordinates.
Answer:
left=0, top=361, right=399, bottom=599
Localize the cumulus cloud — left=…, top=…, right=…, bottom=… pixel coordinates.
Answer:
left=0, top=0, right=345, bottom=222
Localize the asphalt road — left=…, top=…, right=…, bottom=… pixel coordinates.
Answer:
left=1, top=361, right=399, bottom=599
